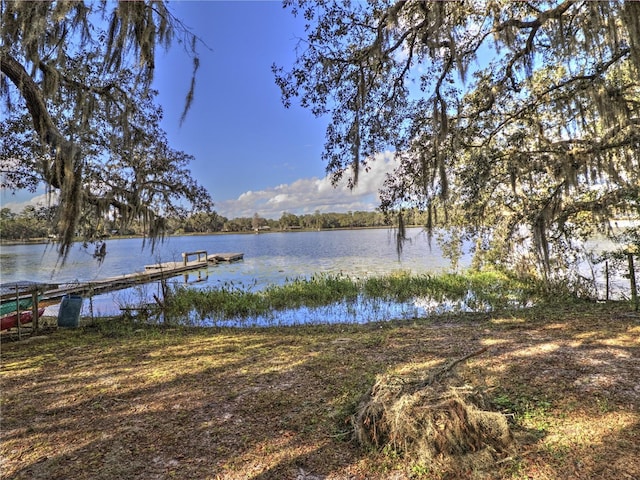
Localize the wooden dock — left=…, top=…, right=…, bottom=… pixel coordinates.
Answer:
left=37, top=251, right=244, bottom=304
left=144, top=251, right=244, bottom=271
left=41, top=265, right=204, bottom=301
left=208, top=252, right=244, bottom=263
left=0, top=250, right=245, bottom=334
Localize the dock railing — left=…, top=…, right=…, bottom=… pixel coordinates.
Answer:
left=182, top=250, right=208, bottom=266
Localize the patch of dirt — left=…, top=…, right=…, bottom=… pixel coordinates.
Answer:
left=1, top=302, right=639, bottom=479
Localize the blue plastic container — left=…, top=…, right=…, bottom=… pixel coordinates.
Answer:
left=58, top=295, right=83, bottom=327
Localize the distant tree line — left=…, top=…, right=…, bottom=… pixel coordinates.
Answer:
left=1, top=206, right=431, bottom=241
left=0, top=206, right=56, bottom=240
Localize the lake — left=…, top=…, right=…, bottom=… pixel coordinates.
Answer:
left=1, top=228, right=631, bottom=325
left=0, top=227, right=474, bottom=323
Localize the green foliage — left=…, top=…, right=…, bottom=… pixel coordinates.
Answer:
left=263, top=274, right=360, bottom=309
left=493, top=391, right=553, bottom=433
left=410, top=463, right=431, bottom=478
left=1, top=1, right=209, bottom=258
left=161, top=270, right=542, bottom=324
left=0, top=206, right=54, bottom=240
left=362, top=269, right=537, bottom=310
left=276, top=1, right=640, bottom=280
left=0, top=208, right=424, bottom=239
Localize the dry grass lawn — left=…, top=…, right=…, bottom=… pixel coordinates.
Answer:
left=1, top=301, right=639, bottom=479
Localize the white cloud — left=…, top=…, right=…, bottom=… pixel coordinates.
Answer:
left=0, top=191, right=59, bottom=213
left=215, top=151, right=396, bottom=219
left=266, top=193, right=291, bottom=205
left=0, top=152, right=399, bottom=221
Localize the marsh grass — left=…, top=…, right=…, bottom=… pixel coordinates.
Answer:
left=161, top=270, right=540, bottom=326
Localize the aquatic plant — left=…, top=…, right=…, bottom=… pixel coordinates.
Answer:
left=160, top=270, right=541, bottom=325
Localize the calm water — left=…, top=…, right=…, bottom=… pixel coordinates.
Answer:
left=0, top=227, right=472, bottom=322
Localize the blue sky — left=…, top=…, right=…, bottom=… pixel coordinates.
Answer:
left=1, top=1, right=391, bottom=219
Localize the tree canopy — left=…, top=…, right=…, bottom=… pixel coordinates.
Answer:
left=275, top=0, right=640, bottom=278
left=1, top=0, right=211, bottom=258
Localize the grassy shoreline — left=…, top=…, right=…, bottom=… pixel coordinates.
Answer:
left=159, top=270, right=542, bottom=326
left=1, top=300, right=639, bottom=479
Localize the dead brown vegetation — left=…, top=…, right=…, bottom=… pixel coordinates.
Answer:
left=1, top=301, right=639, bottom=479
left=353, top=347, right=513, bottom=476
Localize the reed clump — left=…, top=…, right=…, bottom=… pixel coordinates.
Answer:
left=159, top=270, right=540, bottom=324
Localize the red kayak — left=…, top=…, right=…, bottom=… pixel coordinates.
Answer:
left=1, top=307, right=45, bottom=331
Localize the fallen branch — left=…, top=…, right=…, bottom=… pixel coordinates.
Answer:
left=421, top=346, right=489, bottom=388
